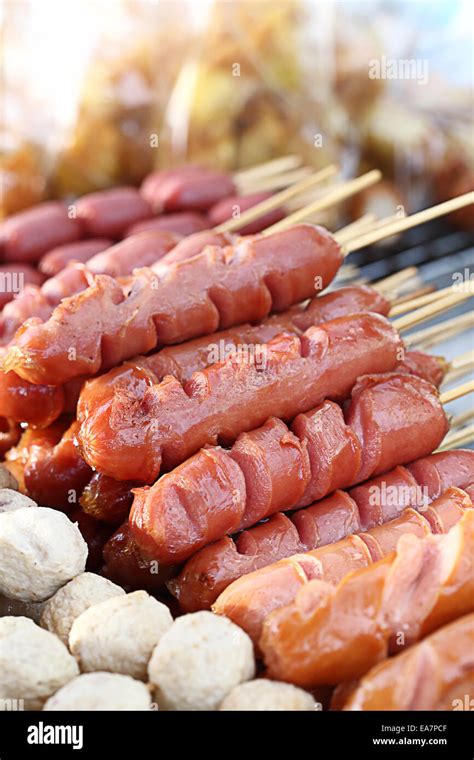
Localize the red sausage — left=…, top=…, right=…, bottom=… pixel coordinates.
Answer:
left=102, top=521, right=178, bottom=593
left=156, top=231, right=234, bottom=266
left=169, top=451, right=473, bottom=611
left=345, top=372, right=449, bottom=482
left=349, top=465, right=423, bottom=529
left=22, top=420, right=92, bottom=510
left=215, top=488, right=471, bottom=648
left=39, top=239, right=112, bottom=277
left=0, top=283, right=390, bottom=427
left=40, top=265, right=92, bottom=307
left=0, top=264, right=45, bottom=309
left=85, top=231, right=180, bottom=278
left=75, top=187, right=152, bottom=238
left=6, top=224, right=343, bottom=385
left=0, top=418, right=21, bottom=457
left=141, top=166, right=236, bottom=213
left=207, top=192, right=284, bottom=235
left=80, top=473, right=135, bottom=526
left=128, top=373, right=447, bottom=563
left=2, top=233, right=179, bottom=344
left=407, top=449, right=474, bottom=500
left=0, top=368, right=66, bottom=429
left=395, top=349, right=448, bottom=388
left=77, top=313, right=402, bottom=482
left=213, top=508, right=437, bottom=645
left=0, top=286, right=53, bottom=344
left=126, top=212, right=208, bottom=238
left=0, top=202, right=82, bottom=263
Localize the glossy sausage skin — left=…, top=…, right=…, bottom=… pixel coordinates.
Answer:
left=140, top=166, right=236, bottom=213
left=0, top=283, right=390, bottom=427
left=0, top=264, right=45, bottom=309
left=84, top=231, right=180, bottom=278
left=6, top=225, right=343, bottom=385
left=80, top=473, right=135, bottom=526
left=102, top=521, right=178, bottom=593
left=169, top=451, right=474, bottom=611
left=77, top=312, right=402, bottom=482
left=337, top=614, right=474, bottom=711
left=0, top=418, right=21, bottom=457
left=75, top=187, right=152, bottom=238
left=21, top=420, right=92, bottom=510
left=259, top=508, right=474, bottom=686
left=157, top=231, right=234, bottom=266
left=0, top=287, right=59, bottom=345
left=39, top=239, right=112, bottom=277
left=207, top=192, right=284, bottom=235
left=395, top=349, right=448, bottom=388
left=126, top=212, right=208, bottom=238
left=4, top=232, right=180, bottom=340
left=213, top=488, right=471, bottom=646
left=129, top=373, right=447, bottom=563
left=0, top=202, right=82, bottom=263
left=75, top=284, right=390, bottom=418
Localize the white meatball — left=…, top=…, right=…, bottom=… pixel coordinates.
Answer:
left=0, top=489, right=36, bottom=513
left=40, top=573, right=125, bottom=645
left=148, top=611, right=255, bottom=711
left=43, top=672, right=152, bottom=711
left=69, top=590, right=173, bottom=680
left=219, top=680, right=317, bottom=711
left=0, top=507, right=88, bottom=602
left=0, top=617, right=79, bottom=710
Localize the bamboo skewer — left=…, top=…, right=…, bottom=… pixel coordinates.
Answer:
left=450, top=350, right=474, bottom=372
left=405, top=312, right=474, bottom=348
left=375, top=266, right=419, bottom=294
left=343, top=192, right=474, bottom=254
left=449, top=408, right=474, bottom=429
left=439, top=380, right=474, bottom=405
left=239, top=167, right=314, bottom=194
left=332, top=214, right=376, bottom=245
left=392, top=290, right=473, bottom=333
left=233, top=155, right=302, bottom=184
left=391, top=285, right=435, bottom=307
left=390, top=282, right=474, bottom=317
left=215, top=165, right=339, bottom=233
left=443, top=351, right=474, bottom=384
left=263, top=170, right=383, bottom=234
left=437, top=425, right=474, bottom=452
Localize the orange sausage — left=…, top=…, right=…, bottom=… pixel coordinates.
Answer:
left=259, top=508, right=474, bottom=686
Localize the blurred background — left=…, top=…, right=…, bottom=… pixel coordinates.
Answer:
left=1, top=0, right=473, bottom=225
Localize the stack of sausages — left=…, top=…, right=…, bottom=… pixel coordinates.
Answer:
left=0, top=167, right=472, bottom=711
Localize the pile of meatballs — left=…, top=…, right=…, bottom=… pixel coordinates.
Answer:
left=0, top=471, right=317, bottom=711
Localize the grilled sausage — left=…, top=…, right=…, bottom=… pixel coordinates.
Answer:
left=336, top=614, right=474, bottom=710
left=140, top=166, right=236, bottom=213
left=129, top=373, right=448, bottom=564
left=258, top=507, right=474, bottom=686
left=0, top=202, right=82, bottom=262
left=170, top=451, right=474, bottom=611
left=77, top=313, right=402, bottom=482
left=4, top=225, right=343, bottom=384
